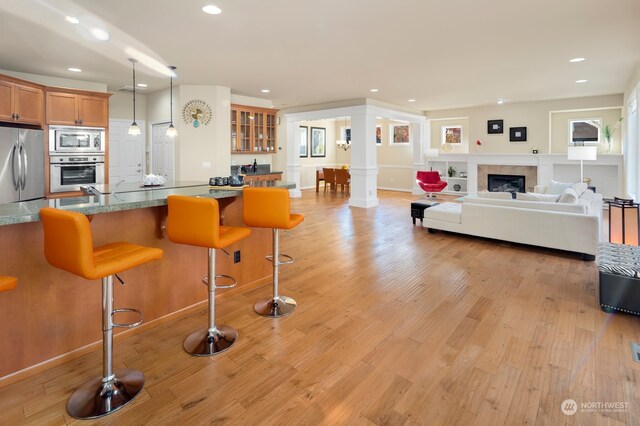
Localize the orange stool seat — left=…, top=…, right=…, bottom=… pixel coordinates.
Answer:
left=167, top=195, right=251, bottom=356
left=243, top=187, right=304, bottom=318
left=39, top=207, right=163, bottom=420
left=0, top=276, right=17, bottom=292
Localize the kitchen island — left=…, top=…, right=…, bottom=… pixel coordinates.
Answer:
left=0, top=181, right=295, bottom=379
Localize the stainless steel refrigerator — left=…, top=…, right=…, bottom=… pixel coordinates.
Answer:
left=0, top=127, right=45, bottom=203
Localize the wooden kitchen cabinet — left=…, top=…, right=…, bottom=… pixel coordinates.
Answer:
left=46, top=89, right=109, bottom=127
left=231, top=104, right=278, bottom=154
left=0, top=75, right=44, bottom=126
left=243, top=173, right=282, bottom=183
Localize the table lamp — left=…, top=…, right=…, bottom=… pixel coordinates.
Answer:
left=567, top=146, right=597, bottom=183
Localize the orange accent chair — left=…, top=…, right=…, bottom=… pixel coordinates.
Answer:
left=0, top=276, right=16, bottom=292
left=243, top=187, right=304, bottom=317
left=40, top=207, right=163, bottom=420
left=167, top=195, right=251, bottom=356
left=416, top=171, right=447, bottom=199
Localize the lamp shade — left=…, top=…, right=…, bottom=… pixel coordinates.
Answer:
left=425, top=148, right=439, bottom=159
left=567, top=146, right=597, bottom=161
left=609, top=197, right=639, bottom=245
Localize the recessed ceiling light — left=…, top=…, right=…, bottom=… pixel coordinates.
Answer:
left=137, top=83, right=148, bottom=88
left=261, top=89, right=270, bottom=93
left=370, top=88, right=379, bottom=93
left=67, top=67, right=82, bottom=73
left=65, top=16, right=79, bottom=24
left=575, top=79, right=588, bottom=83
left=408, top=99, right=416, bottom=102
left=90, top=28, right=110, bottom=41
left=202, top=5, right=222, bottom=14
left=497, top=100, right=504, bottom=104
left=570, top=57, right=586, bottom=63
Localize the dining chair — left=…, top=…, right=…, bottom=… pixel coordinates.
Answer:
left=335, top=169, right=350, bottom=195
left=322, top=168, right=336, bottom=193
left=316, top=168, right=325, bottom=192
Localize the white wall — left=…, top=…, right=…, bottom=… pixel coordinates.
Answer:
left=426, top=94, right=623, bottom=155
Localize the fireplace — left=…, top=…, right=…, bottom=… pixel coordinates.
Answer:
left=488, top=174, right=526, bottom=193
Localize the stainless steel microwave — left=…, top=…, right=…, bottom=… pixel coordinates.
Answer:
left=49, top=126, right=105, bottom=154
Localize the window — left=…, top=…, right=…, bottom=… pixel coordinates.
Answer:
left=569, top=119, right=601, bottom=145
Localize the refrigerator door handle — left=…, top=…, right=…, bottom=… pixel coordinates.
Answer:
left=11, top=143, right=20, bottom=191
left=20, top=143, right=27, bottom=190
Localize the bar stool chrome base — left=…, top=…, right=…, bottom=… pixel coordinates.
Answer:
left=184, top=326, right=238, bottom=356
left=254, top=296, right=297, bottom=318
left=66, top=368, right=144, bottom=420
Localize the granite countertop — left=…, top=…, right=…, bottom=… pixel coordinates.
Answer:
left=0, top=180, right=295, bottom=226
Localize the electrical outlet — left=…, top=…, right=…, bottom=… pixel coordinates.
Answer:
left=234, top=250, right=241, bottom=263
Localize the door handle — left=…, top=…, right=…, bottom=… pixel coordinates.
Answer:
left=20, top=144, right=27, bottom=190
left=11, top=143, right=19, bottom=190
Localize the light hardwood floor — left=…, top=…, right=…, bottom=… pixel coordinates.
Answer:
left=1, top=189, right=639, bottom=425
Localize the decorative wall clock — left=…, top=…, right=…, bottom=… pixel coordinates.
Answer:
left=182, top=99, right=212, bottom=127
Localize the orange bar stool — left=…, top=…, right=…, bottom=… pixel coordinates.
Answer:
left=243, top=187, right=304, bottom=317
left=167, top=195, right=251, bottom=356
left=39, top=208, right=163, bottom=420
left=0, top=276, right=17, bottom=292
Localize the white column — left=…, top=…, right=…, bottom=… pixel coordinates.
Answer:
left=349, top=106, right=378, bottom=208
left=284, top=116, right=302, bottom=198
left=412, top=119, right=430, bottom=195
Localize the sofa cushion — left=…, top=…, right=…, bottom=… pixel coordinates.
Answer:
left=516, top=192, right=560, bottom=202
left=571, top=182, right=588, bottom=197
left=465, top=196, right=587, bottom=214
left=547, top=180, right=573, bottom=195
left=424, top=202, right=462, bottom=224
left=477, top=191, right=512, bottom=199
left=558, top=187, right=579, bottom=204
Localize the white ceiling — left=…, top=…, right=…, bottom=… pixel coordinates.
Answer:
left=0, top=0, right=639, bottom=112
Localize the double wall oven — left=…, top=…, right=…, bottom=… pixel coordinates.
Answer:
left=49, top=126, right=105, bottom=193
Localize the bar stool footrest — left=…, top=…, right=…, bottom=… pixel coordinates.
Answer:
left=254, top=296, right=297, bottom=318
left=202, top=274, right=238, bottom=289
left=265, top=254, right=295, bottom=265
left=183, top=325, right=238, bottom=356
left=112, top=308, right=143, bottom=328
left=67, top=368, right=144, bottom=419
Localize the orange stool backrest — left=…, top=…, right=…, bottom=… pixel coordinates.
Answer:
left=0, top=276, right=17, bottom=292
left=167, top=195, right=224, bottom=248
left=40, top=207, right=96, bottom=279
left=243, top=187, right=296, bottom=229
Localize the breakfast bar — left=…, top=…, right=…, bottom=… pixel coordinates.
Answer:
left=0, top=181, right=294, bottom=379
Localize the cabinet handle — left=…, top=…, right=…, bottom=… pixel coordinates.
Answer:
left=78, top=119, right=83, bottom=125
left=11, top=113, right=15, bottom=120
left=15, top=114, right=19, bottom=120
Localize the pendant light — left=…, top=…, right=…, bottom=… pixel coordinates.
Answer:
left=127, top=58, right=141, bottom=135
left=166, top=65, right=178, bottom=137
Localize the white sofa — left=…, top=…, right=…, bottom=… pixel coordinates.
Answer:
left=423, top=184, right=603, bottom=260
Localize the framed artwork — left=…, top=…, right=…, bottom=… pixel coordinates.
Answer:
left=509, top=127, right=527, bottom=142
left=392, top=124, right=410, bottom=144
left=299, top=126, right=308, bottom=157
left=441, top=125, right=462, bottom=144
left=344, top=128, right=352, bottom=142
left=487, top=119, right=503, bottom=134
left=310, top=127, right=326, bottom=157
left=376, top=125, right=382, bottom=144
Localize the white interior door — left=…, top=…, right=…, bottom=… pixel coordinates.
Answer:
left=109, top=119, right=145, bottom=183
left=152, top=122, right=175, bottom=182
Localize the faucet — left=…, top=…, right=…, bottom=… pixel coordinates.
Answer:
left=110, top=179, right=126, bottom=195
left=81, top=185, right=101, bottom=197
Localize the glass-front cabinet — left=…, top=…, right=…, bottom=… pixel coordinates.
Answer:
left=231, top=104, right=278, bottom=154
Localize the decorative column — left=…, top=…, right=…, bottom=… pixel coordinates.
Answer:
left=284, top=115, right=302, bottom=198
left=349, top=105, right=378, bottom=208
left=412, top=119, right=430, bottom=195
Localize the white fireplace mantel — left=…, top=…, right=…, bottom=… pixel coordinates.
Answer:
left=429, top=153, right=623, bottom=198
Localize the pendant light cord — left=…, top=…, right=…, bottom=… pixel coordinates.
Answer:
left=132, top=59, right=137, bottom=123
